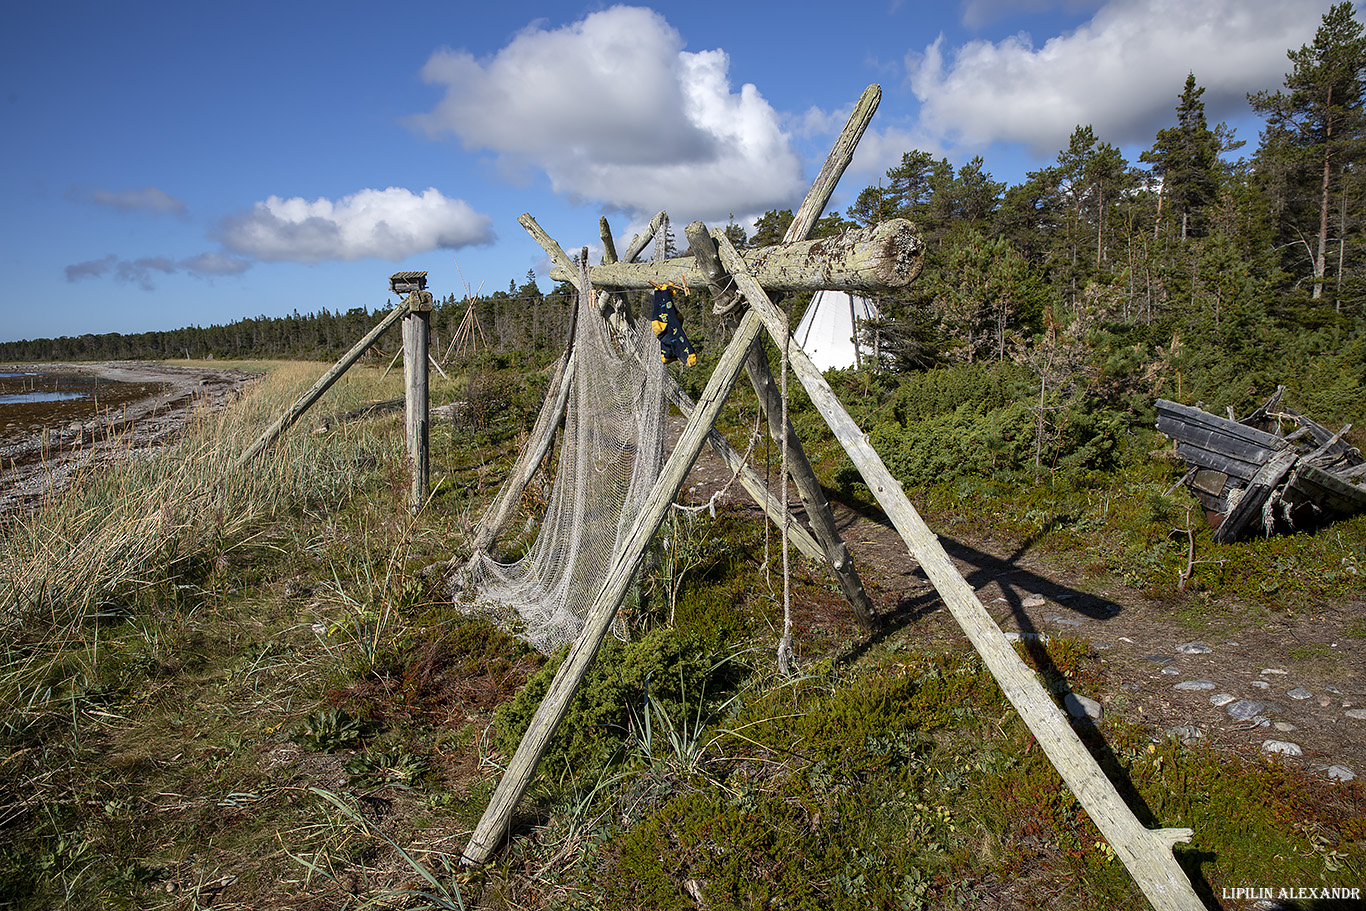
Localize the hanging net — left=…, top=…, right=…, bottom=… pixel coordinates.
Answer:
left=456, top=266, right=669, bottom=654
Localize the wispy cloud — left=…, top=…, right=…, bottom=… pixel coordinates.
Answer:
left=410, top=6, right=805, bottom=221
left=65, top=252, right=252, bottom=290
left=217, top=187, right=493, bottom=263
left=67, top=185, right=187, bottom=217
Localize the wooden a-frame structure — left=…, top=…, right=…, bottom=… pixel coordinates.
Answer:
left=458, top=85, right=1204, bottom=911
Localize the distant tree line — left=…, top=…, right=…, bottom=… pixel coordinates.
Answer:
left=0, top=273, right=576, bottom=365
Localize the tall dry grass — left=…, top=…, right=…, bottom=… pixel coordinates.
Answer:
left=0, top=361, right=405, bottom=724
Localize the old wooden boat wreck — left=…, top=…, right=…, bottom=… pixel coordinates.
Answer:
left=1156, top=387, right=1366, bottom=542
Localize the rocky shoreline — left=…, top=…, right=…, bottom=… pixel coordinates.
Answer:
left=0, top=361, right=260, bottom=516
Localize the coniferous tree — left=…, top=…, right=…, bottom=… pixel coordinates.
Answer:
left=1250, top=1, right=1366, bottom=301
left=1143, top=74, right=1225, bottom=242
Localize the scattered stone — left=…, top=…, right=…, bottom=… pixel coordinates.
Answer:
left=1210, top=693, right=1235, bottom=706
left=1324, top=685, right=1343, bottom=695
left=1318, top=696, right=1333, bottom=707
left=1021, top=593, right=1047, bottom=608
left=1093, top=641, right=1114, bottom=650
left=1345, top=708, right=1366, bottom=720
left=1142, top=654, right=1176, bottom=664
left=1228, top=700, right=1278, bottom=721
left=1064, top=693, right=1103, bottom=722
left=1225, top=640, right=1240, bottom=646
left=1045, top=614, right=1082, bottom=627
left=1262, top=740, right=1302, bottom=757
left=1261, top=668, right=1288, bottom=676
left=1165, top=725, right=1203, bottom=744
left=1004, top=631, right=1050, bottom=644
left=1326, top=765, right=1356, bottom=782
left=1250, top=680, right=1270, bottom=690
left=1162, top=666, right=1181, bottom=675
left=1174, top=680, right=1215, bottom=690
left=1273, top=722, right=1297, bottom=733
left=1287, top=687, right=1314, bottom=701
left=1177, top=641, right=1212, bottom=655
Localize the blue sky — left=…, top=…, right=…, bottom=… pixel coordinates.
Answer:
left=0, top=0, right=1336, bottom=343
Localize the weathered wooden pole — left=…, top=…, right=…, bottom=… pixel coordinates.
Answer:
left=713, top=228, right=1203, bottom=911
left=461, top=310, right=767, bottom=867
left=403, top=297, right=432, bottom=515
left=234, top=300, right=411, bottom=469
left=551, top=218, right=922, bottom=293
left=461, top=83, right=883, bottom=868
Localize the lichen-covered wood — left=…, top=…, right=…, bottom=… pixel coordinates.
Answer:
left=550, top=218, right=923, bottom=293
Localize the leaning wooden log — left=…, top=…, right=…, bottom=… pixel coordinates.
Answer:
left=461, top=311, right=767, bottom=867
left=662, top=367, right=825, bottom=562
left=463, top=337, right=577, bottom=561
left=550, top=217, right=923, bottom=293
left=234, top=296, right=417, bottom=469
left=686, top=218, right=881, bottom=633
left=460, top=82, right=883, bottom=870
left=713, top=228, right=1203, bottom=911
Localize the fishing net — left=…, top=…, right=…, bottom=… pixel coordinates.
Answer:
left=457, top=261, right=668, bottom=653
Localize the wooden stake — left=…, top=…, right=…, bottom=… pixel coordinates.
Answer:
left=713, top=228, right=1202, bottom=911
left=460, top=310, right=765, bottom=866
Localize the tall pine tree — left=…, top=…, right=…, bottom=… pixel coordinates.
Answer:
left=1249, top=2, right=1366, bottom=301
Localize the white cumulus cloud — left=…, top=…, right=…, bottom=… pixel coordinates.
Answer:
left=218, top=187, right=494, bottom=263
left=910, top=0, right=1325, bottom=156
left=410, top=5, right=805, bottom=220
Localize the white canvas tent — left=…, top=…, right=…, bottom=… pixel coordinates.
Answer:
left=793, top=289, right=879, bottom=371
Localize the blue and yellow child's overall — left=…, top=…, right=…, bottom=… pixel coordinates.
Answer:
left=650, top=283, right=697, bottom=366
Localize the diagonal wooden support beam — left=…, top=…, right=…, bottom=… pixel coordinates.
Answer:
left=234, top=297, right=415, bottom=469
left=686, top=219, right=879, bottom=632
left=712, top=228, right=1203, bottom=911
left=461, top=83, right=883, bottom=868
left=461, top=309, right=766, bottom=866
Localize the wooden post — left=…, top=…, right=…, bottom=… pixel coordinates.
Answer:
left=712, top=228, right=1203, bottom=911
left=461, top=84, right=882, bottom=868
left=234, top=300, right=411, bottom=469
left=403, top=297, right=432, bottom=515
